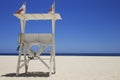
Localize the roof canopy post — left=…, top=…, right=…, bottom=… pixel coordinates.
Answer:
left=52, top=19, right=56, bottom=34
left=20, top=19, right=26, bottom=33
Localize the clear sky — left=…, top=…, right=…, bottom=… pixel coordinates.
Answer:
left=0, top=0, right=120, bottom=53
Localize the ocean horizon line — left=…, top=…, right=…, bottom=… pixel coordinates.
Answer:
left=0, top=53, right=120, bottom=56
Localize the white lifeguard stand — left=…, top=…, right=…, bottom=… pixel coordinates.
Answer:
left=14, top=2, right=61, bottom=77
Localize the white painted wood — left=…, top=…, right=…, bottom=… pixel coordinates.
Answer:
left=20, top=19, right=26, bottom=33
left=19, top=59, right=30, bottom=69
left=14, top=14, right=61, bottom=20
left=21, top=34, right=53, bottom=45
left=15, top=1, right=61, bottom=77
left=52, top=20, right=56, bottom=34
left=38, top=56, right=50, bottom=69
left=16, top=44, right=23, bottom=76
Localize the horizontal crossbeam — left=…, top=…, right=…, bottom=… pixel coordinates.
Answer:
left=14, top=13, right=62, bottom=20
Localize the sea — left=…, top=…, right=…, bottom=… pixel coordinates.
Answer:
left=0, top=53, right=120, bottom=56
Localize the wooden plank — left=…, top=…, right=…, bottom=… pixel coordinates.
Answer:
left=14, top=13, right=62, bottom=20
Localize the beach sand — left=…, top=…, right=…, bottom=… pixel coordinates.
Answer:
left=0, top=56, right=120, bottom=80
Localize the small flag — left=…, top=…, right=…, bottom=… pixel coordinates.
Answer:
left=48, top=2, right=55, bottom=13
left=16, top=2, right=26, bottom=14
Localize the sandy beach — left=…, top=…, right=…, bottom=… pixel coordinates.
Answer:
left=0, top=56, right=120, bottom=80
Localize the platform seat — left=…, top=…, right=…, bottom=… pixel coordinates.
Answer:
left=19, top=33, right=53, bottom=45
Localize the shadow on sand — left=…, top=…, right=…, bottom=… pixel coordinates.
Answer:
left=1, top=72, right=49, bottom=77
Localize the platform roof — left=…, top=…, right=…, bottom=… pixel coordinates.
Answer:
left=14, top=13, right=62, bottom=20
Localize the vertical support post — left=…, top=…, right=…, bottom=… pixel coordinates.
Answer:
left=21, top=19, right=27, bottom=73
left=49, top=52, right=53, bottom=77
left=16, top=19, right=26, bottom=76
left=16, top=44, right=23, bottom=76
left=24, top=46, right=28, bottom=73
left=52, top=35, right=56, bottom=74
left=52, top=20, right=55, bottom=34
left=52, top=19, right=56, bottom=74
left=51, top=0, right=56, bottom=74
left=20, top=19, right=26, bottom=33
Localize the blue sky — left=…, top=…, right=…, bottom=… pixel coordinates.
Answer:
left=0, top=0, right=120, bottom=53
